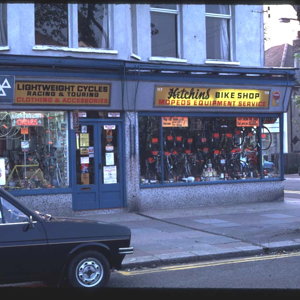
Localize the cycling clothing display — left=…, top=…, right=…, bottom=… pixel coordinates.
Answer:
left=139, top=116, right=280, bottom=184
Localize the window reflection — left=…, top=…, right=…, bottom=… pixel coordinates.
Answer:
left=150, top=7, right=178, bottom=57
left=78, top=4, right=109, bottom=49
left=35, top=4, right=68, bottom=46
left=35, top=4, right=109, bottom=49
left=0, top=4, right=7, bottom=46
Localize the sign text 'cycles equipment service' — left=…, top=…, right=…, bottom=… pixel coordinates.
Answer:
left=154, top=86, right=270, bottom=108
left=14, top=81, right=111, bottom=105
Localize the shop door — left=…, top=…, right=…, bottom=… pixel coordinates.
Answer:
left=72, top=121, right=124, bottom=210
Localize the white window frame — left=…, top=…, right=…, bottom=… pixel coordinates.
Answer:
left=149, top=5, right=186, bottom=63
left=33, top=3, right=117, bottom=55
left=205, top=5, right=236, bottom=64
left=130, top=4, right=140, bottom=60
left=0, top=3, right=9, bottom=51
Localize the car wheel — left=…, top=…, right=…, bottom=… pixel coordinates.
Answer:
left=67, top=251, right=110, bottom=288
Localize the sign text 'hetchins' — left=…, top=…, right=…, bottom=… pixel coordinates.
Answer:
left=154, top=86, right=270, bottom=108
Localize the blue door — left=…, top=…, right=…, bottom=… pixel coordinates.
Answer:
left=72, top=121, right=124, bottom=210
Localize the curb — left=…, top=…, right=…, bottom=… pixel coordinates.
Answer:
left=122, top=244, right=300, bottom=270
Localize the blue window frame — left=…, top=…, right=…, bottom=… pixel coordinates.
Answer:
left=139, top=112, right=283, bottom=187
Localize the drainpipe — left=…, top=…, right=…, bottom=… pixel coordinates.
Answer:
left=280, top=43, right=288, bottom=67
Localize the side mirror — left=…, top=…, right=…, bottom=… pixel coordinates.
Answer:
left=23, top=215, right=34, bottom=232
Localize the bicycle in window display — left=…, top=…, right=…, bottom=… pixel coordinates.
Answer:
left=142, top=117, right=274, bottom=184
left=144, top=137, right=162, bottom=184
left=1, top=120, right=66, bottom=189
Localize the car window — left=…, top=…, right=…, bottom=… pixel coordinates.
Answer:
left=0, top=197, right=29, bottom=223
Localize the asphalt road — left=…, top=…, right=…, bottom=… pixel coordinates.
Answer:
left=108, top=251, right=300, bottom=289
left=5, top=251, right=300, bottom=291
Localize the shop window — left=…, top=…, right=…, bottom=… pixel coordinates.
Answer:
left=150, top=4, right=178, bottom=58
left=139, top=116, right=162, bottom=184
left=0, top=111, right=69, bottom=190
left=261, top=117, right=281, bottom=178
left=35, top=3, right=109, bottom=49
left=139, top=115, right=281, bottom=185
left=205, top=4, right=232, bottom=61
left=0, top=4, right=7, bottom=47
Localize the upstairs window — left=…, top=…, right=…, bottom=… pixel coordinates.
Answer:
left=205, top=5, right=232, bottom=61
left=150, top=4, right=178, bottom=57
left=35, top=3, right=109, bottom=49
left=78, top=4, right=109, bottom=48
left=35, top=4, right=68, bottom=47
left=0, top=4, right=7, bottom=47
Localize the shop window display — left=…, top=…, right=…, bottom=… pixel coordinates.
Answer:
left=0, top=111, right=68, bottom=190
left=139, top=116, right=162, bottom=183
left=262, top=117, right=281, bottom=178
left=139, top=116, right=280, bottom=185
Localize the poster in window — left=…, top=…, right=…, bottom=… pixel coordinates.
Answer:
left=162, top=117, right=188, bottom=127
left=88, top=147, right=94, bottom=158
left=80, top=133, right=89, bottom=147
left=103, top=166, right=117, bottom=184
left=80, top=157, right=90, bottom=164
left=21, top=127, right=29, bottom=135
left=105, top=152, right=114, bottom=166
left=80, top=147, right=89, bottom=155
left=236, top=117, right=259, bottom=127
left=21, top=140, right=30, bottom=152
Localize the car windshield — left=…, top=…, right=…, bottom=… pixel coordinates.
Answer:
left=0, top=196, right=29, bottom=223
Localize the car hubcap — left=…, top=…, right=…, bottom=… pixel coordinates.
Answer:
left=76, top=258, right=103, bottom=287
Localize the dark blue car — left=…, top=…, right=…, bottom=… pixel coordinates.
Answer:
left=0, top=188, right=133, bottom=288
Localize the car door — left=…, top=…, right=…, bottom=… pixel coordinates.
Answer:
left=0, top=196, right=48, bottom=283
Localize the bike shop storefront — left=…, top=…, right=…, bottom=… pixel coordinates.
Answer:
left=0, top=76, right=125, bottom=214
left=130, top=71, right=296, bottom=211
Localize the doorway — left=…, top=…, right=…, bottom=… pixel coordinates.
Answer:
left=72, top=121, right=124, bottom=210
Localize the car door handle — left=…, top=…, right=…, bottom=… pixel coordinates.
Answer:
left=80, top=187, right=91, bottom=191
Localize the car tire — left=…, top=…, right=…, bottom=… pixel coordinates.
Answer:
left=67, top=250, right=111, bottom=288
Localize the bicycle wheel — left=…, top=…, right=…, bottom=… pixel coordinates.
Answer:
left=260, top=126, right=272, bottom=151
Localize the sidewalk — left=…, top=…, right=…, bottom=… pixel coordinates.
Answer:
left=79, top=174, right=300, bottom=269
